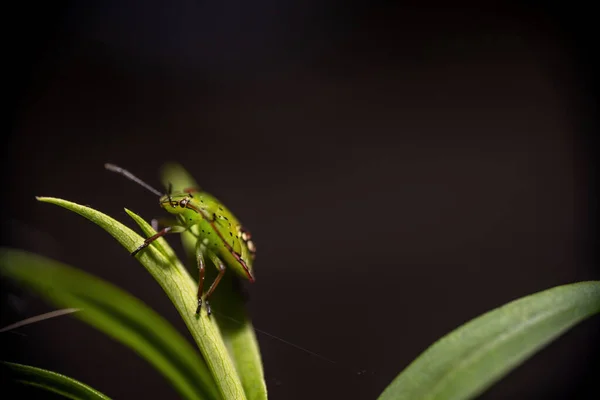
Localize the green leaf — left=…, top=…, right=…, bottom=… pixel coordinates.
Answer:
left=32, top=197, right=247, bottom=400
left=0, top=248, right=218, bottom=400
left=378, top=281, right=600, bottom=400
left=2, top=361, right=110, bottom=400
left=160, top=162, right=267, bottom=400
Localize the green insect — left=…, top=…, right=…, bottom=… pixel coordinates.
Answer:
left=105, top=163, right=256, bottom=316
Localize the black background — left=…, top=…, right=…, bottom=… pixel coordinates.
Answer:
left=2, top=2, right=598, bottom=399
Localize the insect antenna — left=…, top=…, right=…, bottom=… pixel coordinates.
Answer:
left=167, top=182, right=175, bottom=206
left=105, top=164, right=164, bottom=197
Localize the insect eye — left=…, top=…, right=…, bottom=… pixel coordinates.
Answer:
left=179, top=199, right=187, bottom=208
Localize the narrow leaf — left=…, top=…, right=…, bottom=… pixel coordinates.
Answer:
left=0, top=308, right=80, bottom=333
left=160, top=162, right=267, bottom=400
left=34, top=197, right=246, bottom=400
left=2, top=361, right=110, bottom=400
left=0, top=248, right=218, bottom=400
left=378, top=281, right=600, bottom=400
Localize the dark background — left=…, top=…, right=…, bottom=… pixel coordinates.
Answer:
left=2, top=2, right=598, bottom=399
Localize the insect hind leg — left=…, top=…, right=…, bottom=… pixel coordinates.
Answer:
left=201, top=251, right=226, bottom=316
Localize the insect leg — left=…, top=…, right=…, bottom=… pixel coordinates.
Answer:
left=195, top=243, right=207, bottom=315
left=203, top=252, right=227, bottom=316
left=131, top=225, right=185, bottom=256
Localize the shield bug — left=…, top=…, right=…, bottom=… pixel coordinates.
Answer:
left=105, top=163, right=256, bottom=315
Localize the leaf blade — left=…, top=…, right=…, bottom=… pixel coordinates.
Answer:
left=2, top=361, right=111, bottom=400
left=378, top=281, right=600, bottom=400
left=34, top=197, right=246, bottom=400
left=0, top=248, right=218, bottom=400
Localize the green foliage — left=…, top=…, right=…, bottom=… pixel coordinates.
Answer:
left=1, top=162, right=598, bottom=400
left=1, top=361, right=110, bottom=400
left=32, top=197, right=247, bottom=400
left=0, top=248, right=218, bottom=400
left=378, top=281, right=600, bottom=400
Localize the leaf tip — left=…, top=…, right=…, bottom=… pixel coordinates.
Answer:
left=36, top=196, right=61, bottom=204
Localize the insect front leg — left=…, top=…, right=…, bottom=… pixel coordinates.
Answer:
left=131, top=225, right=186, bottom=256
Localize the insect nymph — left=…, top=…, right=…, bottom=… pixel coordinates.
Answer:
left=105, top=164, right=256, bottom=316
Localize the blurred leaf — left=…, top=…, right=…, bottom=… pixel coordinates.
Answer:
left=2, top=361, right=110, bottom=400
left=33, top=197, right=247, bottom=400
left=378, top=281, right=600, bottom=400
left=0, top=248, right=218, bottom=400
left=160, top=162, right=267, bottom=400
left=0, top=308, right=80, bottom=333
